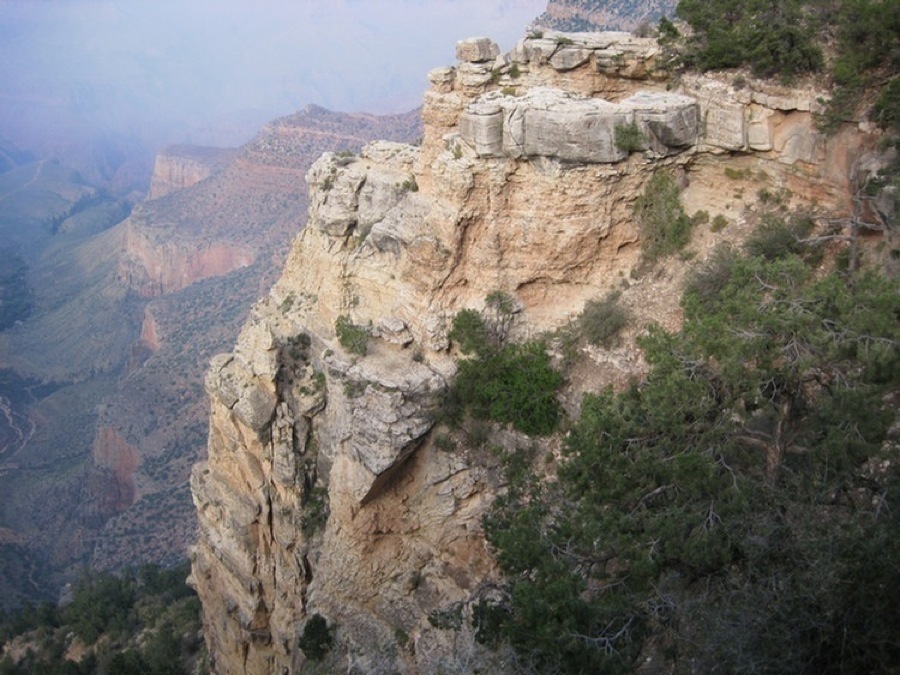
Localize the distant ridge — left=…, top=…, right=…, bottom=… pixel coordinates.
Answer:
left=535, top=0, right=679, bottom=31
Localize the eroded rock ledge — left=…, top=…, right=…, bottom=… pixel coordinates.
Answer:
left=191, top=31, right=877, bottom=675
left=459, top=88, right=699, bottom=161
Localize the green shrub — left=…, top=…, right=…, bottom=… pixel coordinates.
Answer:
left=634, top=170, right=693, bottom=264
left=873, top=76, right=900, bottom=132
left=285, top=332, right=311, bottom=361
left=614, top=121, right=646, bottom=153
left=298, top=614, right=333, bottom=661
left=484, top=237, right=900, bottom=673
left=449, top=308, right=490, bottom=356
left=676, top=0, right=823, bottom=80
left=335, top=315, right=368, bottom=356
left=658, top=15, right=679, bottom=42
left=724, top=166, right=753, bottom=180
left=394, top=627, right=409, bottom=646
left=301, top=486, right=329, bottom=537
left=427, top=603, right=463, bottom=630
left=743, top=211, right=814, bottom=261
left=453, top=340, right=562, bottom=436
left=342, top=380, right=367, bottom=398
left=710, top=214, right=729, bottom=232
left=683, top=245, right=738, bottom=314
left=580, top=291, right=630, bottom=347
left=434, top=433, right=456, bottom=452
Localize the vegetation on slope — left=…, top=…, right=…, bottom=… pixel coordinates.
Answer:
left=477, top=213, right=900, bottom=673
left=674, top=0, right=900, bottom=132
left=0, top=562, right=204, bottom=675
left=447, top=294, right=563, bottom=437
left=0, top=249, right=32, bottom=330
left=535, top=0, right=679, bottom=31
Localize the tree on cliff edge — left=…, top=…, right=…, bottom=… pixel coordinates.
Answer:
left=483, top=213, right=900, bottom=673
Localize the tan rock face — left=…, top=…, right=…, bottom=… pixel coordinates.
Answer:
left=138, top=306, right=160, bottom=353
left=90, top=427, right=141, bottom=513
left=120, top=220, right=254, bottom=297
left=192, top=31, right=881, bottom=674
left=148, top=145, right=238, bottom=200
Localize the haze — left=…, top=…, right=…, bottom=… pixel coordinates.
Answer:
left=0, top=0, right=546, bottom=153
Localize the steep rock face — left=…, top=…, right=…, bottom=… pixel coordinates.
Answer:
left=192, top=32, right=879, bottom=674
left=86, top=106, right=422, bottom=575
left=90, top=427, right=141, bottom=513
left=147, top=145, right=238, bottom=200
left=120, top=217, right=254, bottom=297
left=119, top=107, right=422, bottom=299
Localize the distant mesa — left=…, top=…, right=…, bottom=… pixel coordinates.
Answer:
left=148, top=145, right=239, bottom=200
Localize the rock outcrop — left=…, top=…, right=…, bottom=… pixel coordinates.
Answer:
left=459, top=88, right=698, bottom=161
left=119, top=107, right=423, bottom=298
left=191, top=31, right=882, bottom=674
left=148, top=145, right=238, bottom=200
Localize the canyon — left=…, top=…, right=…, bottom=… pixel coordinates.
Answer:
left=189, top=29, right=889, bottom=674
left=0, top=106, right=422, bottom=607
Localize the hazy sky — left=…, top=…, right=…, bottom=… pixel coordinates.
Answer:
left=0, top=0, right=546, bottom=149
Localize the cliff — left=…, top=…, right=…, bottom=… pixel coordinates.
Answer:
left=120, top=107, right=422, bottom=298
left=147, top=145, right=239, bottom=200
left=0, top=105, right=422, bottom=609
left=190, top=31, right=885, bottom=674
left=87, top=106, right=422, bottom=574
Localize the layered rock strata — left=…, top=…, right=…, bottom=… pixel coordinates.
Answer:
left=191, top=32, right=880, bottom=674
left=148, top=145, right=238, bottom=200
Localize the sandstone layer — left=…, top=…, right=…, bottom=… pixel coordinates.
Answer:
left=191, top=32, right=884, bottom=674
left=148, top=145, right=239, bottom=200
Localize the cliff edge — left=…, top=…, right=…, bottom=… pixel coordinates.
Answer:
left=190, top=31, right=884, bottom=674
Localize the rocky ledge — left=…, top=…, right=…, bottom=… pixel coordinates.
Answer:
left=190, top=30, right=880, bottom=675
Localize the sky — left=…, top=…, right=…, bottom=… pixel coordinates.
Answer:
left=0, top=0, right=546, bottom=150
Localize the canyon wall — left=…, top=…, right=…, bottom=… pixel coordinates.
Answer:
left=148, top=145, right=238, bottom=200
left=191, top=31, right=883, bottom=674
left=536, top=0, right=679, bottom=31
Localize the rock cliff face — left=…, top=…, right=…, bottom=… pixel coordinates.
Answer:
left=120, top=107, right=423, bottom=298
left=0, top=102, right=423, bottom=610
left=148, top=145, right=239, bottom=200
left=85, top=106, right=422, bottom=575
left=191, top=32, right=881, bottom=674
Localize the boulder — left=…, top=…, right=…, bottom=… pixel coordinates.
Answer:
left=458, top=101, right=504, bottom=157
left=622, top=92, right=700, bottom=155
left=521, top=99, right=628, bottom=163
left=307, top=156, right=365, bottom=237
left=455, top=37, right=499, bottom=63
left=705, top=101, right=747, bottom=151
left=427, top=66, right=456, bottom=93
left=550, top=46, right=592, bottom=71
